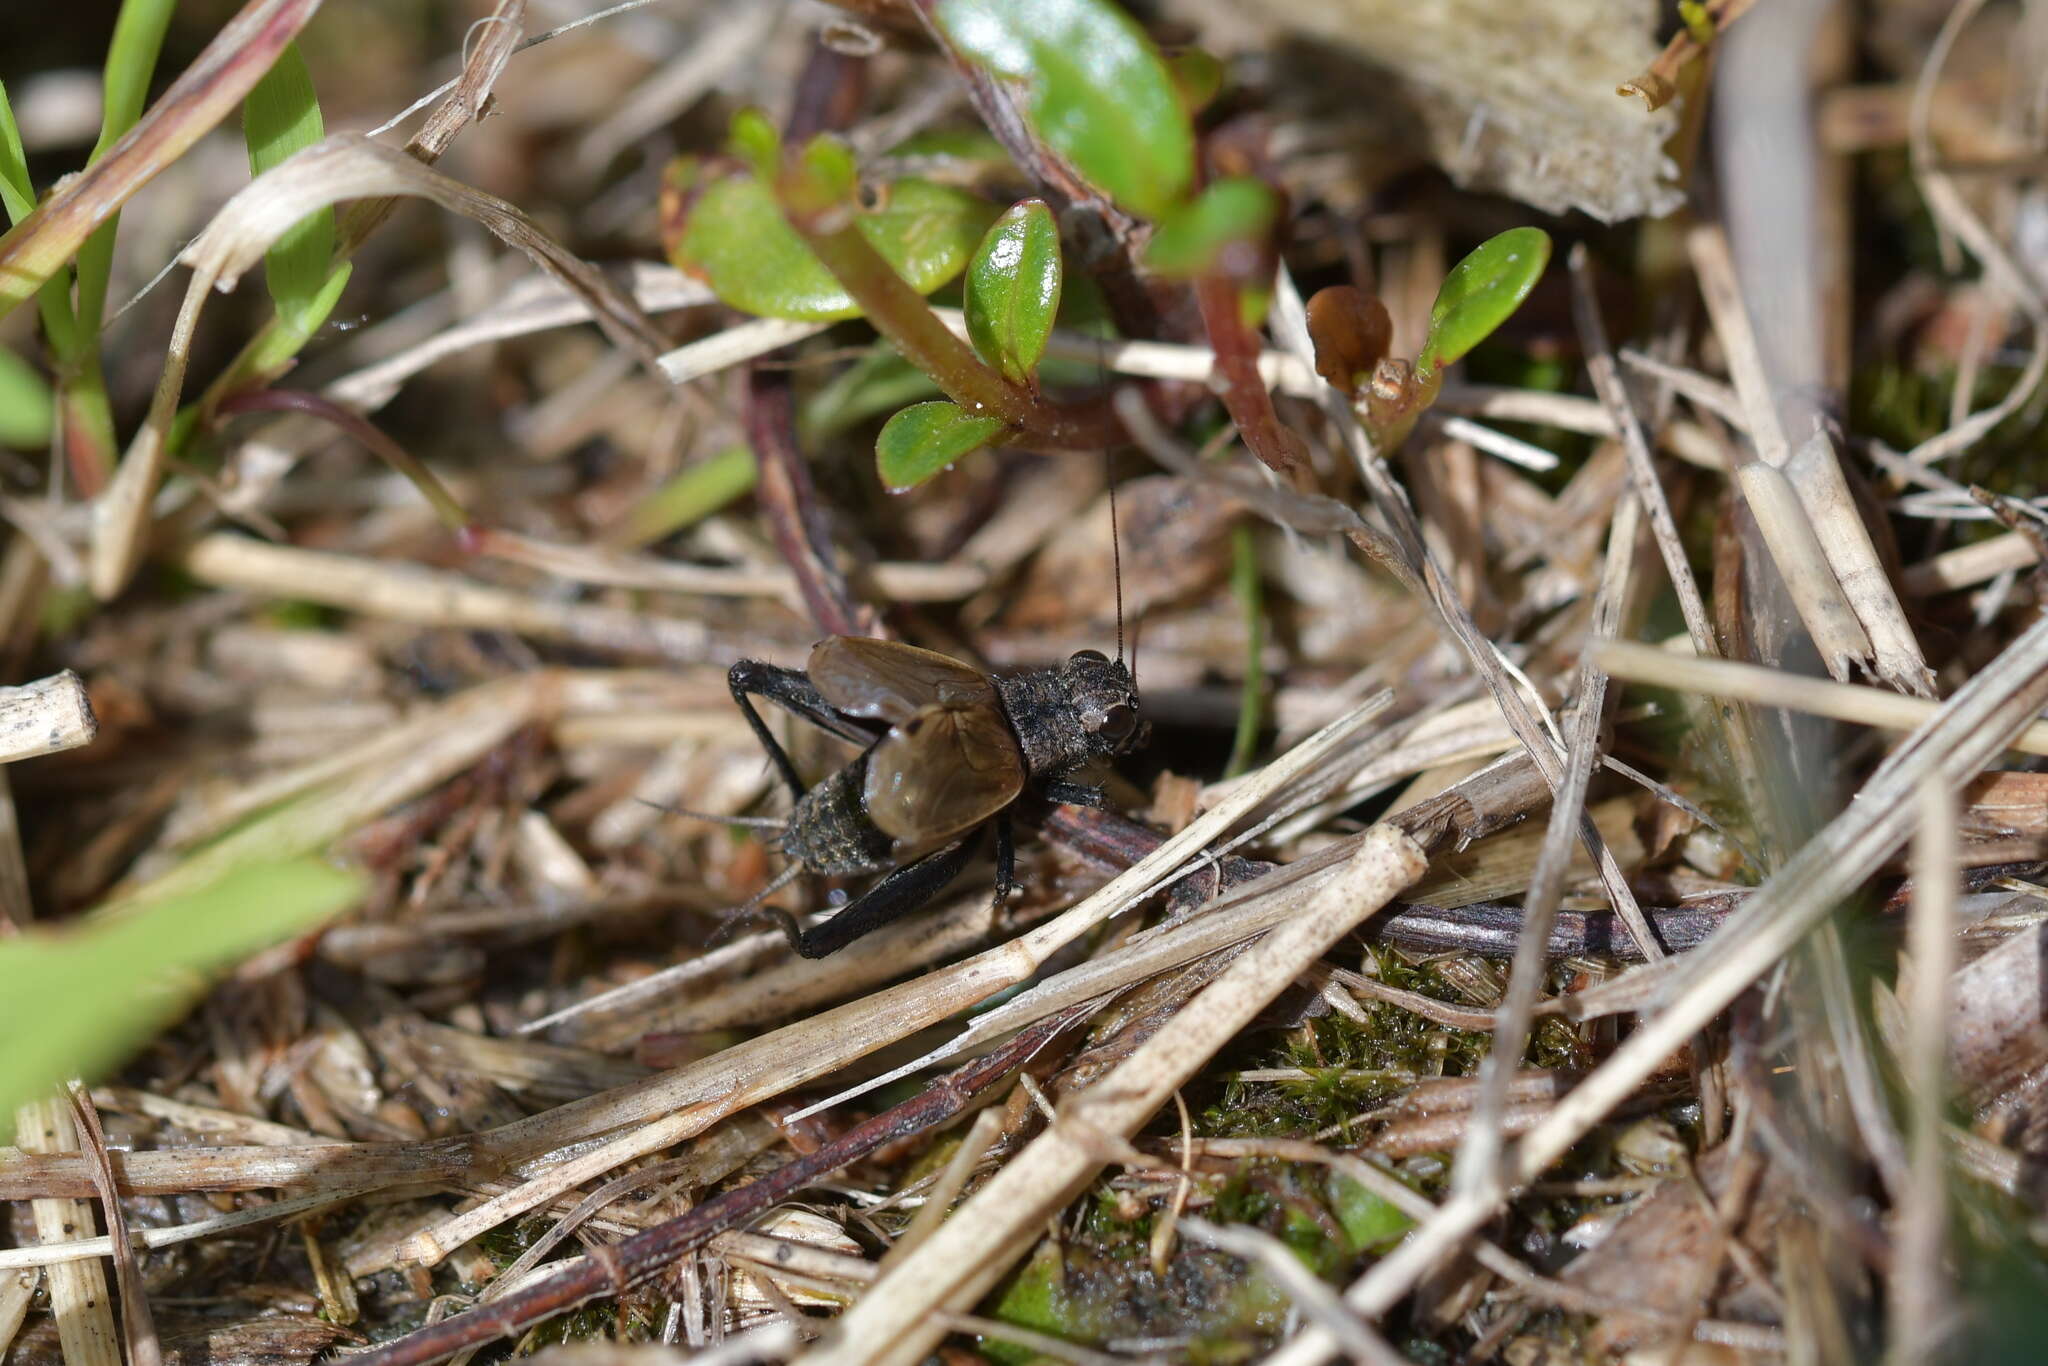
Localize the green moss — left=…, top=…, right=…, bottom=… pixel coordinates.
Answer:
left=983, top=1233, right=1289, bottom=1365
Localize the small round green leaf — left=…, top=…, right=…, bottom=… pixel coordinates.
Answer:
left=1416, top=226, right=1553, bottom=377
left=965, top=199, right=1062, bottom=384
left=1166, top=47, right=1227, bottom=115
left=937, top=0, right=1194, bottom=220
left=876, top=401, right=1008, bottom=491
left=674, top=176, right=996, bottom=321
left=727, top=107, right=782, bottom=181
left=1141, top=177, right=1278, bottom=279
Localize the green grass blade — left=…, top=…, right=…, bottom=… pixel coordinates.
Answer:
left=614, top=445, right=759, bottom=548
left=242, top=41, right=335, bottom=334
left=0, top=83, right=34, bottom=224
left=73, top=0, right=175, bottom=333
left=0, top=857, right=364, bottom=1137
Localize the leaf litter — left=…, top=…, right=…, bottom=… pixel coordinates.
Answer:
left=4, top=2, right=2048, bottom=1364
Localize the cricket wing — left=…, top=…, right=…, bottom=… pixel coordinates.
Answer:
left=809, top=636, right=1000, bottom=724
left=863, top=703, right=1025, bottom=847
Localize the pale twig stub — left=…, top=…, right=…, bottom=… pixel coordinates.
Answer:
left=0, top=671, right=97, bottom=765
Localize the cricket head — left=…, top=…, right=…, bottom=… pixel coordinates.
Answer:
left=1061, top=648, right=1145, bottom=761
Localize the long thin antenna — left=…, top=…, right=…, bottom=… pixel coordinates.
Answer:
left=1108, top=460, right=1126, bottom=666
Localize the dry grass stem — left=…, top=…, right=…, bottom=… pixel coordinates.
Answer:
left=1595, top=638, right=2048, bottom=757
left=1687, top=225, right=1881, bottom=683
left=1267, top=603, right=2048, bottom=1365
left=14, top=1098, right=122, bottom=1366
left=1890, top=778, right=1957, bottom=1363
left=803, top=825, right=1426, bottom=1366
left=0, top=671, right=97, bottom=764
left=1457, top=491, right=1650, bottom=1203
left=179, top=535, right=718, bottom=661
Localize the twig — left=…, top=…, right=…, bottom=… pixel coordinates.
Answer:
left=1455, top=492, right=1651, bottom=1204
left=0, top=670, right=97, bottom=764
left=66, top=1084, right=161, bottom=1366
left=1890, top=779, right=1957, bottom=1363
left=1595, top=638, right=2048, bottom=757
left=14, top=1097, right=122, bottom=1366
left=337, top=1008, right=1084, bottom=1366
left=802, top=826, right=1427, bottom=1366
left=746, top=366, right=877, bottom=638
left=1264, top=600, right=2048, bottom=1365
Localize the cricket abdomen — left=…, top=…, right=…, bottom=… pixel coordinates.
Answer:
left=780, top=754, right=894, bottom=877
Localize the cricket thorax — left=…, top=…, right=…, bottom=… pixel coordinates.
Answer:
left=780, top=754, right=894, bottom=876
left=994, top=650, right=1143, bottom=781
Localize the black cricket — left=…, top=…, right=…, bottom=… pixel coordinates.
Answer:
left=720, top=637, right=1146, bottom=956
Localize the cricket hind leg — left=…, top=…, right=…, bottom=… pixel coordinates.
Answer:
left=727, top=659, right=875, bottom=800
left=992, top=812, right=1016, bottom=906
left=792, top=831, right=982, bottom=958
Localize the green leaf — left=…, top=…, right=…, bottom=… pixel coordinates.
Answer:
left=964, top=199, right=1061, bottom=384
left=0, top=858, right=363, bottom=1136
left=615, top=445, right=758, bottom=548
left=802, top=347, right=942, bottom=440
left=1166, top=47, right=1227, bottom=115
left=675, top=175, right=995, bottom=321
left=727, top=107, right=782, bottom=181
left=787, top=133, right=858, bottom=216
left=0, top=82, right=36, bottom=225
left=0, top=346, right=53, bottom=447
left=1142, top=177, right=1278, bottom=279
left=73, top=0, right=174, bottom=333
left=875, top=401, right=1008, bottom=491
left=1416, top=226, right=1553, bottom=378
left=1328, top=1172, right=1414, bottom=1254
left=242, top=42, right=335, bottom=335
left=937, top=0, right=1194, bottom=219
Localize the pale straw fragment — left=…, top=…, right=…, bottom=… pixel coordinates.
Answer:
left=1891, top=779, right=1957, bottom=1362
left=14, top=1098, right=122, bottom=1366
left=389, top=696, right=1397, bottom=1265
left=1687, top=225, right=1883, bottom=685
left=1264, top=603, right=2048, bottom=1366
left=0, top=670, right=97, bottom=764
left=802, top=825, right=1427, bottom=1366
left=1595, top=638, right=2048, bottom=757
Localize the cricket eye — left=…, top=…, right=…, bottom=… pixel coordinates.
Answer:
left=1072, top=649, right=1108, bottom=664
left=1090, top=702, right=1136, bottom=742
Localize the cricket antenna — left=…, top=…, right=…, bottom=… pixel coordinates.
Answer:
left=1108, top=460, right=1126, bottom=668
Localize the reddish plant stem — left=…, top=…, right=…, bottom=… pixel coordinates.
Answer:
left=746, top=365, right=877, bottom=637
left=339, top=1007, right=1086, bottom=1366
left=744, top=37, right=882, bottom=640
left=214, top=389, right=474, bottom=535
left=1192, top=273, right=1304, bottom=478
